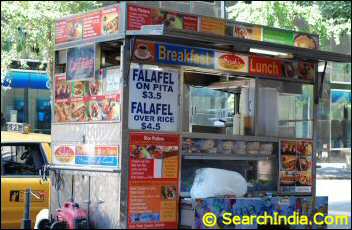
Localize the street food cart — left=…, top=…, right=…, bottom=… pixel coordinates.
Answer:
left=49, top=2, right=351, bottom=229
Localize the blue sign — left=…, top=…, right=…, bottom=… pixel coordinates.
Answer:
left=331, top=90, right=351, bottom=103
left=155, top=43, right=214, bottom=69
left=2, top=71, right=50, bottom=89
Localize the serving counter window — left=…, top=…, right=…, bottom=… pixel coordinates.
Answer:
left=184, top=72, right=255, bottom=136
left=256, top=79, right=313, bottom=139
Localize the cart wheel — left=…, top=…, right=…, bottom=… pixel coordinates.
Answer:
left=50, top=221, right=67, bottom=229
left=37, top=219, right=51, bottom=230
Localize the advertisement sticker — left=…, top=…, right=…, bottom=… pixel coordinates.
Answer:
left=263, top=27, right=294, bottom=46
left=215, top=52, right=249, bottom=73
left=53, top=145, right=75, bottom=165
left=128, top=66, right=179, bottom=132
left=199, top=16, right=226, bottom=36
left=65, top=16, right=83, bottom=42
left=282, top=61, right=316, bottom=82
left=66, top=45, right=95, bottom=81
left=128, top=132, right=180, bottom=229
left=249, top=55, right=282, bottom=78
left=75, top=144, right=119, bottom=167
left=234, top=23, right=262, bottom=41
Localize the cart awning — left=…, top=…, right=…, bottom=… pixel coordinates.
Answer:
left=127, top=26, right=351, bottom=64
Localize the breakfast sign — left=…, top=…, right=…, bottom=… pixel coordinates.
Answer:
left=133, top=40, right=249, bottom=74
left=55, top=5, right=119, bottom=44
left=133, top=40, right=316, bottom=83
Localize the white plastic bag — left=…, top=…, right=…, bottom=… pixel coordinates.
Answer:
left=190, top=168, right=247, bottom=199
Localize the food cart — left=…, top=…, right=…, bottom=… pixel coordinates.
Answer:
left=49, top=2, right=351, bottom=229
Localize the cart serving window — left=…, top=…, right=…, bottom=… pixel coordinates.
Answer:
left=48, top=2, right=350, bottom=229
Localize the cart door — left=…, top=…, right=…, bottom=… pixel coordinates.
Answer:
left=1, top=143, right=50, bottom=229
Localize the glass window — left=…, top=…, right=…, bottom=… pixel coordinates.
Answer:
left=330, top=63, right=351, bottom=83
left=1, top=144, right=44, bottom=176
left=330, top=90, right=351, bottom=149
left=257, top=79, right=313, bottom=139
left=186, top=74, right=253, bottom=135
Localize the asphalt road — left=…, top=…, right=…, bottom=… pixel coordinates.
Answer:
left=316, top=179, right=351, bottom=229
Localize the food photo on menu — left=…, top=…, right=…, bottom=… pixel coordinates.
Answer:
left=294, top=34, right=317, bottom=49
left=151, top=9, right=183, bottom=29
left=55, top=101, right=71, bottom=122
left=134, top=42, right=154, bottom=61
left=99, top=97, right=120, bottom=121
left=71, top=81, right=86, bottom=97
left=88, top=78, right=103, bottom=96
left=102, top=12, right=119, bottom=34
left=55, top=77, right=71, bottom=99
left=88, top=100, right=102, bottom=121
left=70, top=100, right=88, bottom=122
left=130, top=144, right=178, bottom=160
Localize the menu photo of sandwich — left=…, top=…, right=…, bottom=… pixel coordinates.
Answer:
left=55, top=100, right=71, bottom=122
left=99, top=96, right=120, bottom=121
left=70, top=98, right=88, bottom=122
left=88, top=78, right=103, bottom=96
left=102, top=10, right=119, bottom=34
left=88, top=99, right=102, bottom=121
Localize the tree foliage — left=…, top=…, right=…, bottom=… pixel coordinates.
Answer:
left=228, top=1, right=351, bottom=51
left=1, top=1, right=102, bottom=82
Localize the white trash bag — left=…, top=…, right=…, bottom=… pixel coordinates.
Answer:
left=190, top=168, right=247, bottom=199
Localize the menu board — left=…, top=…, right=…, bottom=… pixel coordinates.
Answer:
left=55, top=5, right=119, bottom=44
left=128, top=132, right=180, bottom=229
left=234, top=23, right=262, bottom=41
left=128, top=66, right=179, bottom=132
left=279, top=140, right=313, bottom=193
left=233, top=23, right=319, bottom=50
left=54, top=68, right=121, bottom=123
left=199, top=16, right=226, bottom=36
left=127, top=4, right=198, bottom=31
left=66, top=45, right=95, bottom=81
left=52, top=144, right=119, bottom=167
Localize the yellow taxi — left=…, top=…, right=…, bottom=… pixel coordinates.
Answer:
left=1, top=125, right=51, bottom=229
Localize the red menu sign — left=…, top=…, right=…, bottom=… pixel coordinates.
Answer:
left=83, top=11, right=102, bottom=39
left=127, top=4, right=198, bottom=31
left=250, top=55, right=282, bottom=78
left=55, top=5, right=119, bottom=44
left=128, top=132, right=180, bottom=229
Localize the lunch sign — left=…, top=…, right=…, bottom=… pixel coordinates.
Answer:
left=132, top=40, right=316, bottom=82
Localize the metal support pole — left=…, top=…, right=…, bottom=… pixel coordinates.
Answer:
left=22, top=188, right=32, bottom=229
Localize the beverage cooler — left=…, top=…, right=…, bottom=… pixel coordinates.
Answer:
left=47, top=2, right=351, bottom=229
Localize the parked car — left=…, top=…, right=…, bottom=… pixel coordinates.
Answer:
left=1, top=128, right=51, bottom=229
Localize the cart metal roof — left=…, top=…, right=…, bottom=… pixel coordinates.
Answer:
left=127, top=26, right=351, bottom=64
